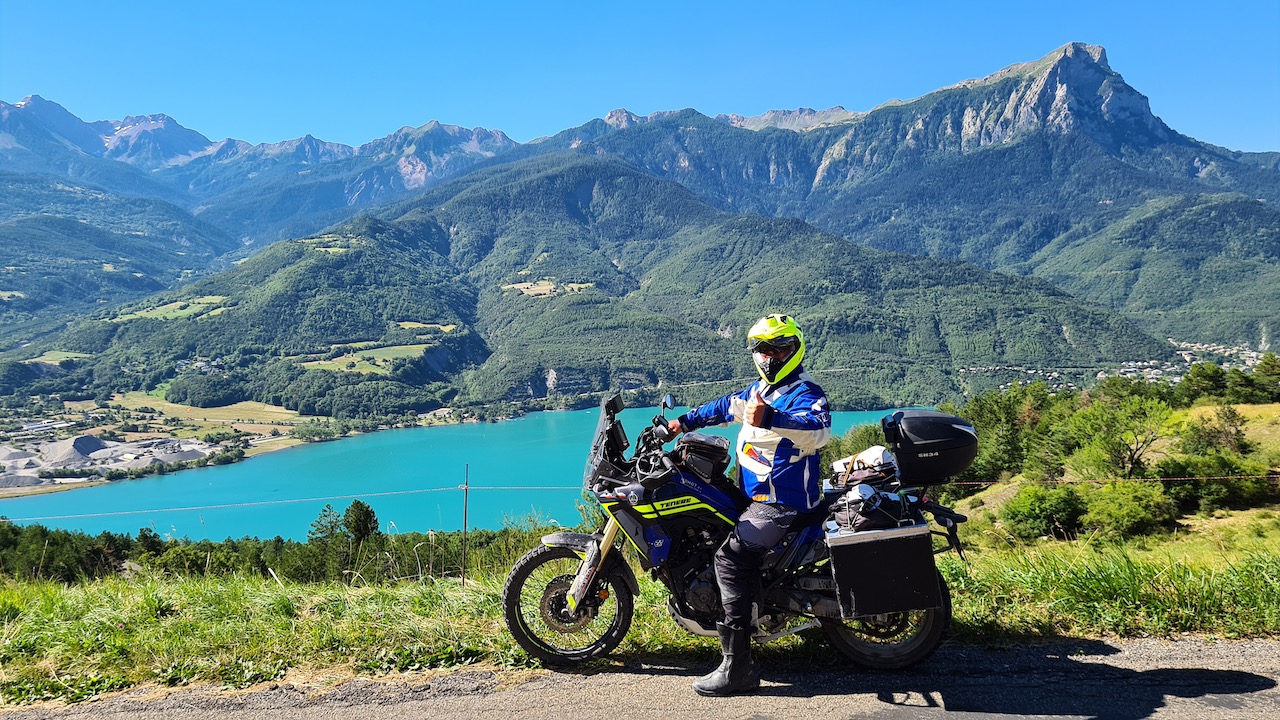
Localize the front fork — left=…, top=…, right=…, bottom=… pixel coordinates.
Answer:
left=566, top=517, right=621, bottom=612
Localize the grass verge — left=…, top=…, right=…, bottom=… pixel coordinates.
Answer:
left=2, top=530, right=1278, bottom=705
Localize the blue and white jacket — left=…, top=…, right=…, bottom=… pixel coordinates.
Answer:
left=676, top=369, right=831, bottom=511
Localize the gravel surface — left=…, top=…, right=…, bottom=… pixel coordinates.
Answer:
left=3, top=639, right=1278, bottom=720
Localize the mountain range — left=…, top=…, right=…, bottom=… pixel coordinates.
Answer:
left=1, top=42, right=1276, bottom=414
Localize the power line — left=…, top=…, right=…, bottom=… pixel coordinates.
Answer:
left=951, top=474, right=1280, bottom=487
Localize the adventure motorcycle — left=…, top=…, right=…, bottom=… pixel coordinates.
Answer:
left=501, top=394, right=977, bottom=669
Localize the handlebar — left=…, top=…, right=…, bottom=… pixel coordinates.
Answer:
left=922, top=500, right=968, bottom=525
left=651, top=415, right=675, bottom=444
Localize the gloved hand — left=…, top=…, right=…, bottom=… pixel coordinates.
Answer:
left=744, top=390, right=772, bottom=427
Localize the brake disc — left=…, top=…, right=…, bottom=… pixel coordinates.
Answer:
left=854, top=612, right=913, bottom=640
left=539, top=574, right=597, bottom=633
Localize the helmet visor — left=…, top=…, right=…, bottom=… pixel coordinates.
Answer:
left=748, top=336, right=799, bottom=355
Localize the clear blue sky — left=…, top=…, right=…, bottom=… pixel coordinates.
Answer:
left=2, top=0, right=1277, bottom=151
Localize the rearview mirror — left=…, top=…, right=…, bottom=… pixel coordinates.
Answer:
left=661, top=394, right=675, bottom=410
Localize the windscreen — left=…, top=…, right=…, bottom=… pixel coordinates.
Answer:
left=583, top=395, right=620, bottom=485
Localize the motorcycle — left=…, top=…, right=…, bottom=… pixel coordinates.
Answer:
left=501, top=393, right=977, bottom=669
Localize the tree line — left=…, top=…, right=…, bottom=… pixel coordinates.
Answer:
left=0, top=499, right=544, bottom=584
left=928, top=356, right=1279, bottom=539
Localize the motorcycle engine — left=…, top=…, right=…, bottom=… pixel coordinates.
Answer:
left=684, top=567, right=720, bottom=616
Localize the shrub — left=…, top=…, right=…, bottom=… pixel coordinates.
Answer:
left=1156, top=454, right=1276, bottom=513
left=998, top=483, right=1086, bottom=540
left=1081, top=482, right=1177, bottom=538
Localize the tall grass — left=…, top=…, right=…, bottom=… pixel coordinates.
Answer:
left=2, top=535, right=1278, bottom=704
left=0, top=572, right=521, bottom=703
left=944, top=544, right=1280, bottom=639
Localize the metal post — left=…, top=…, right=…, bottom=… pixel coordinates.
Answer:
left=468, top=461, right=473, bottom=586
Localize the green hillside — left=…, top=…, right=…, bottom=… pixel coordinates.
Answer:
left=517, top=48, right=1280, bottom=348
left=0, top=173, right=238, bottom=348
left=27, top=217, right=485, bottom=415
left=6, top=155, right=1172, bottom=415
left=3, top=44, right=1278, bottom=359
left=2, top=44, right=1276, bottom=410
left=1029, top=194, right=1280, bottom=344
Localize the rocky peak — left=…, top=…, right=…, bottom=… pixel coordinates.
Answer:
left=943, top=42, right=1170, bottom=148
left=716, top=106, right=861, bottom=132
left=9, top=95, right=113, bottom=153
left=807, top=43, right=1176, bottom=191
left=245, top=134, right=354, bottom=164
left=604, top=109, right=643, bottom=129
left=357, top=122, right=517, bottom=161
left=102, top=113, right=213, bottom=167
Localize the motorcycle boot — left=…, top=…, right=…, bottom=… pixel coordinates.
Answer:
left=692, top=623, right=760, bottom=696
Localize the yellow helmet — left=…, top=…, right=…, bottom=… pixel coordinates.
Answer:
left=747, top=314, right=805, bottom=384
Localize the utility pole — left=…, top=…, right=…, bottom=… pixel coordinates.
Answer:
left=461, top=463, right=469, bottom=587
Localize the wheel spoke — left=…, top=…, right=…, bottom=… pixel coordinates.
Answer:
left=502, top=545, right=634, bottom=664
left=516, top=557, right=619, bottom=651
left=819, top=571, right=951, bottom=669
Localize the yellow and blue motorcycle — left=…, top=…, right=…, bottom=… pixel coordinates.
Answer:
left=501, top=394, right=976, bottom=669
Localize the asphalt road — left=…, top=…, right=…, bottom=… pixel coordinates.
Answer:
left=4, top=639, right=1278, bottom=720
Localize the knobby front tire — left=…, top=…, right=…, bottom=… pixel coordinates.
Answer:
left=501, top=545, right=634, bottom=665
left=819, top=571, right=951, bottom=670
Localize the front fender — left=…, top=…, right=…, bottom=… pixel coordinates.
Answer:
left=540, top=531, right=600, bottom=551
left=540, top=531, right=640, bottom=597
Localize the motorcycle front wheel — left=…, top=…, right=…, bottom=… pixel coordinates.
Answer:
left=819, top=571, right=951, bottom=670
left=501, top=545, right=634, bottom=665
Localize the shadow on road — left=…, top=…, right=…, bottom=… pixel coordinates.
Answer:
left=588, top=639, right=1277, bottom=719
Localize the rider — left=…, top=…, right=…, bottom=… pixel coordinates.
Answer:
left=666, top=314, right=831, bottom=696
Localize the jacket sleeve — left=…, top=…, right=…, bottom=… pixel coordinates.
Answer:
left=766, top=387, right=831, bottom=452
left=678, top=385, right=755, bottom=431
left=768, top=389, right=831, bottom=431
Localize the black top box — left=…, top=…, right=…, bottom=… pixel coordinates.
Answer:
left=881, top=410, right=978, bottom=484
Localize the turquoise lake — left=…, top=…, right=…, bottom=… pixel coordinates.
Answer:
left=0, top=407, right=893, bottom=541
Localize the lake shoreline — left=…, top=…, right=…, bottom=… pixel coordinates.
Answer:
left=0, top=406, right=897, bottom=541
left=0, top=400, right=476, bottom=500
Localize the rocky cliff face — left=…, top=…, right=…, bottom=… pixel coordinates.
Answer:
left=2, top=97, right=215, bottom=170
left=101, top=113, right=215, bottom=168
left=809, top=43, right=1174, bottom=189
left=949, top=43, right=1170, bottom=149
left=356, top=121, right=517, bottom=190
left=716, top=106, right=861, bottom=132
left=2, top=95, right=517, bottom=206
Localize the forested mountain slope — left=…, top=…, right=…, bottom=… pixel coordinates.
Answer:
left=0, top=172, right=238, bottom=343
left=9, top=154, right=1172, bottom=413
left=519, top=44, right=1280, bottom=345
left=1028, top=193, right=1280, bottom=343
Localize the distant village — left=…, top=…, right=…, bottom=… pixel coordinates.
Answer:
left=928, top=338, right=1263, bottom=393
left=1102, top=339, right=1267, bottom=384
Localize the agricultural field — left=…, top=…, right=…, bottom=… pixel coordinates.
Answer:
left=300, top=344, right=431, bottom=375
left=111, top=296, right=228, bottom=322
left=23, top=351, right=92, bottom=365
left=109, top=391, right=308, bottom=454
left=115, top=391, right=303, bottom=424
left=500, top=280, right=594, bottom=298
left=397, top=322, right=457, bottom=332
